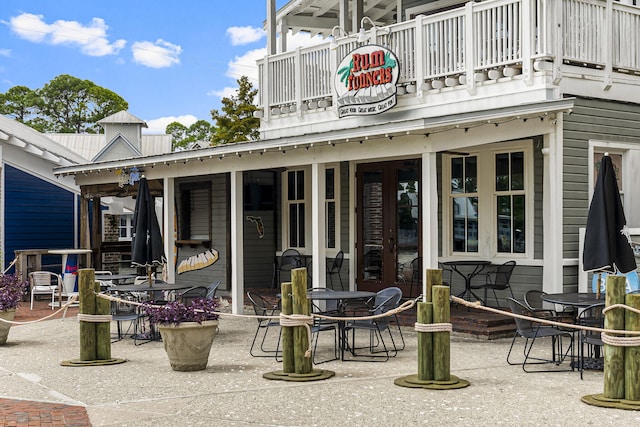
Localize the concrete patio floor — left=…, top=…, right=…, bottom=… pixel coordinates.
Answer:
left=2, top=299, right=640, bottom=426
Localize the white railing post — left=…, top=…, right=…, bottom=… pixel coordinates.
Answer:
left=295, top=47, right=303, bottom=117
left=603, top=0, right=613, bottom=90
left=330, top=41, right=339, bottom=116
left=552, top=0, right=563, bottom=84
left=521, top=0, right=534, bottom=84
left=464, top=1, right=476, bottom=95
left=415, top=15, right=425, bottom=100
left=262, top=56, right=271, bottom=122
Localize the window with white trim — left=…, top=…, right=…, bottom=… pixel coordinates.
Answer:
left=119, top=214, right=134, bottom=241
left=283, top=165, right=341, bottom=252
left=444, top=142, right=532, bottom=258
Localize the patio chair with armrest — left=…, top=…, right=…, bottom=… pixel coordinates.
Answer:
left=272, top=249, right=303, bottom=289
left=472, top=260, right=516, bottom=307
left=506, top=297, right=574, bottom=372
left=577, top=303, right=605, bottom=379
left=247, top=291, right=282, bottom=357
left=326, top=251, right=344, bottom=290
left=524, top=290, right=559, bottom=319
left=307, top=288, right=339, bottom=364
left=28, top=271, right=62, bottom=310
left=343, top=290, right=402, bottom=362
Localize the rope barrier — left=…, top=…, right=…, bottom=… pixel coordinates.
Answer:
left=451, top=295, right=640, bottom=338
left=77, top=313, right=113, bottom=322
left=0, top=294, right=79, bottom=325
left=414, top=322, right=452, bottom=333
left=279, top=313, right=314, bottom=357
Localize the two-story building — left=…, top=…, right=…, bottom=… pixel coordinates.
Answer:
left=56, top=0, right=640, bottom=314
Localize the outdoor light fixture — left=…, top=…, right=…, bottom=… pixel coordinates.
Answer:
left=357, top=16, right=388, bottom=43
left=330, top=25, right=348, bottom=50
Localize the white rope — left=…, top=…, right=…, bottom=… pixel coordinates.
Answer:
left=77, top=313, right=113, bottom=322
left=279, top=313, right=314, bottom=358
left=0, top=294, right=79, bottom=325
left=414, top=322, right=452, bottom=333
left=601, top=332, right=640, bottom=347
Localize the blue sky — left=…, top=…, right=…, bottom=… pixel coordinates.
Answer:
left=0, top=1, right=306, bottom=133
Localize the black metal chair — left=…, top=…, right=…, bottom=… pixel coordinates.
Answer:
left=247, top=291, right=281, bottom=357
left=577, top=303, right=605, bottom=379
left=272, top=249, right=303, bottom=289
left=506, top=297, right=574, bottom=372
left=473, top=260, right=516, bottom=307
left=326, top=250, right=344, bottom=290
left=307, top=288, right=339, bottom=364
left=343, top=288, right=402, bottom=362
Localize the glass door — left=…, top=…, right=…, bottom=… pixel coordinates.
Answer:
left=357, top=160, right=421, bottom=294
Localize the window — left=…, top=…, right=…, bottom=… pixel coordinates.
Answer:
left=444, top=142, right=531, bottom=258
left=118, top=214, right=134, bottom=241
left=178, top=182, right=212, bottom=242
left=287, top=170, right=305, bottom=248
left=495, top=152, right=525, bottom=254
left=326, top=167, right=336, bottom=249
left=450, top=156, right=478, bottom=252
left=283, top=165, right=340, bottom=252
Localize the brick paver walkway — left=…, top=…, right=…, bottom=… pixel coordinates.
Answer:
left=2, top=301, right=89, bottom=426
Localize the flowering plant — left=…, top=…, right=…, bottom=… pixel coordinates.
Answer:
left=142, top=298, right=219, bottom=326
left=0, top=274, right=28, bottom=311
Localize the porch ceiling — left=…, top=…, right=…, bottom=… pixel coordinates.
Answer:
left=278, top=0, right=398, bottom=36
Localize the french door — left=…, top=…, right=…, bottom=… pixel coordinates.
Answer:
left=356, top=159, right=421, bottom=294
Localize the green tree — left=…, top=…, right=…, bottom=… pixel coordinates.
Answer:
left=37, top=74, right=128, bottom=133
left=0, top=85, right=42, bottom=129
left=1, top=74, right=129, bottom=133
left=210, top=76, right=259, bottom=144
left=166, top=119, right=215, bottom=150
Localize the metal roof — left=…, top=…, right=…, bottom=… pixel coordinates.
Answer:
left=97, top=110, right=148, bottom=127
left=48, top=133, right=172, bottom=162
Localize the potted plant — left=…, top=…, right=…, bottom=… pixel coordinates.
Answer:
left=142, top=298, right=219, bottom=371
left=0, top=273, right=28, bottom=345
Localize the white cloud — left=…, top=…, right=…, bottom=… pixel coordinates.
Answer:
left=131, top=39, right=181, bottom=68
left=208, top=86, right=237, bottom=99
left=144, top=115, right=198, bottom=134
left=0, top=48, right=11, bottom=57
left=214, top=31, right=327, bottom=99
left=8, top=13, right=125, bottom=56
left=226, top=26, right=264, bottom=46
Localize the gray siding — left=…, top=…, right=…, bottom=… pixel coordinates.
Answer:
left=562, top=97, right=640, bottom=290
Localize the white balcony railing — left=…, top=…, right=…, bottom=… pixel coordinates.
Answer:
left=257, top=0, right=640, bottom=117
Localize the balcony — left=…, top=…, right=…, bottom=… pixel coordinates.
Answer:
left=256, top=0, right=640, bottom=138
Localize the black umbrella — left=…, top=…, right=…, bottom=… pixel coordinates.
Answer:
left=131, top=177, right=166, bottom=286
left=583, top=154, right=636, bottom=284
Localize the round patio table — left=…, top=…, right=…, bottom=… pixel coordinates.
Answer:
left=540, top=292, right=604, bottom=308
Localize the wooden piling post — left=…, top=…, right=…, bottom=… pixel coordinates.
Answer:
left=291, top=268, right=312, bottom=374
left=625, top=293, right=640, bottom=401
left=604, top=275, right=626, bottom=399
left=79, top=269, right=97, bottom=361
left=95, top=279, right=111, bottom=360
left=281, top=282, right=294, bottom=374
left=417, top=301, right=434, bottom=381
left=432, top=285, right=450, bottom=381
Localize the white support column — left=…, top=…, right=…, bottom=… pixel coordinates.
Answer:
left=353, top=0, right=364, bottom=34
left=348, top=161, right=356, bottom=291
left=163, top=177, right=176, bottom=284
left=231, top=171, right=245, bottom=314
left=312, top=163, right=327, bottom=288
left=542, top=116, right=564, bottom=293
left=422, top=152, right=438, bottom=283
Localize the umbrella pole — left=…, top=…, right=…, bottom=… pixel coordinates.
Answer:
left=148, top=266, right=153, bottom=287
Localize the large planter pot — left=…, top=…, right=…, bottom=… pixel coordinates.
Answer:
left=0, top=309, right=16, bottom=345
left=158, top=320, right=219, bottom=371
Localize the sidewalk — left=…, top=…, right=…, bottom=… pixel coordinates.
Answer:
left=2, top=299, right=639, bottom=426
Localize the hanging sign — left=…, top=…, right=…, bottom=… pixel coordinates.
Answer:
left=334, top=45, right=400, bottom=118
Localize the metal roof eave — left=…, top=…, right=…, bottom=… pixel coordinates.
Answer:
left=53, top=98, right=575, bottom=176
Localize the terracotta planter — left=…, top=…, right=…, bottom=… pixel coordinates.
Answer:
left=158, top=320, right=218, bottom=371
left=0, top=309, right=16, bottom=345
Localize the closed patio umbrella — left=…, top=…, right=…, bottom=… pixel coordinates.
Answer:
left=583, top=154, right=636, bottom=289
left=131, top=177, right=166, bottom=286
